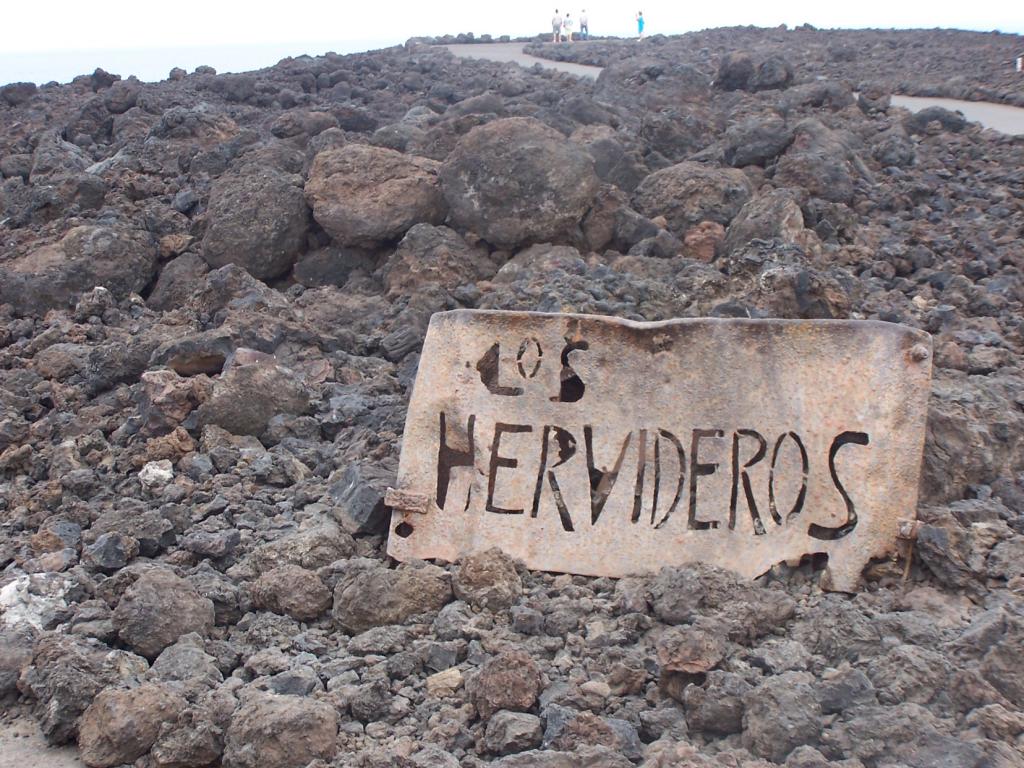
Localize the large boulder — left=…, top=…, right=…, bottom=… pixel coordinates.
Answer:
left=723, top=116, right=794, bottom=167
left=570, top=125, right=649, bottom=193
left=594, top=58, right=710, bottom=112
left=17, top=634, right=145, bottom=744
left=631, top=162, right=753, bottom=236
left=201, top=164, right=310, bottom=281
left=381, top=223, right=498, bottom=297
left=904, top=105, right=968, bottom=135
left=78, top=684, right=187, bottom=768
left=196, top=356, right=311, bottom=439
left=112, top=570, right=215, bottom=660
left=439, top=117, right=599, bottom=249
left=147, top=252, right=210, bottom=311
left=0, top=624, right=35, bottom=703
left=1, top=81, right=37, bottom=106
left=222, top=693, right=338, bottom=768
left=716, top=52, right=793, bottom=92
left=639, top=108, right=718, bottom=163
left=724, top=189, right=808, bottom=255
left=743, top=672, right=823, bottom=762
left=332, top=561, right=452, bottom=633
left=752, top=55, right=795, bottom=91
left=305, top=144, right=446, bottom=247
left=251, top=565, right=332, bottom=621
left=0, top=226, right=157, bottom=315
left=773, top=119, right=867, bottom=204
left=149, top=104, right=239, bottom=145
left=715, top=52, right=756, bottom=91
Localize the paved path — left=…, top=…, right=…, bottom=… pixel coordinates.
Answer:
left=444, top=43, right=601, bottom=79
left=444, top=43, right=1024, bottom=135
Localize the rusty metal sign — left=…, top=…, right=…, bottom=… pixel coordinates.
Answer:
left=386, top=310, right=932, bottom=591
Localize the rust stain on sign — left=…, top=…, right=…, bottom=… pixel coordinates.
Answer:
left=386, top=310, right=932, bottom=591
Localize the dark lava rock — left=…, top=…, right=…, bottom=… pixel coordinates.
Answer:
left=0, top=226, right=157, bottom=315
left=332, top=561, right=453, bottom=633
left=439, top=117, right=599, bottom=249
left=113, top=569, right=215, bottom=659
left=632, top=161, right=753, bottom=235
left=251, top=564, right=332, bottom=621
left=723, top=115, right=794, bottom=167
left=201, top=163, right=310, bottom=281
left=197, top=357, right=311, bottom=439
left=452, top=547, right=523, bottom=610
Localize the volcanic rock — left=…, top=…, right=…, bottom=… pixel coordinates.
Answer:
left=485, top=711, right=544, bottom=755
left=723, top=115, right=794, bottom=167
left=332, top=561, right=452, bottom=633
left=439, top=117, right=599, bottom=249
left=222, top=693, right=338, bottom=768
left=196, top=357, right=311, bottom=440
left=147, top=252, right=210, bottom=311
left=305, top=143, right=446, bottom=247
left=0, top=226, right=157, bottom=315
left=113, top=569, right=215, bottom=659
left=1, top=81, right=37, bottom=106
left=657, top=626, right=726, bottom=674
left=17, top=633, right=148, bottom=744
left=251, top=565, right=332, bottom=621
left=78, top=683, right=187, bottom=768
left=773, top=119, right=865, bottom=204
left=632, top=161, right=753, bottom=236
left=724, top=188, right=808, bottom=254
left=743, top=672, right=823, bottom=762
left=382, top=223, right=498, bottom=297
left=468, top=650, right=542, bottom=719
left=594, top=58, right=711, bottom=111
left=201, top=162, right=310, bottom=281
left=453, top=547, right=523, bottom=610
left=326, top=460, right=395, bottom=535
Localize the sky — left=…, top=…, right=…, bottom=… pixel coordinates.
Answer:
left=2, top=0, right=1022, bottom=84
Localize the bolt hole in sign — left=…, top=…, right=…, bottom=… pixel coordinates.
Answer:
left=386, top=310, right=932, bottom=592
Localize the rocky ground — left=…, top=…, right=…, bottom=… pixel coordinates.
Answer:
left=525, top=26, right=1024, bottom=106
left=1, top=24, right=1023, bottom=768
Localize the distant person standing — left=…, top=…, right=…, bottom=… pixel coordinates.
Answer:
left=563, top=12, right=574, bottom=42
left=552, top=9, right=562, bottom=42
left=636, top=11, right=645, bottom=39
left=579, top=9, right=589, bottom=40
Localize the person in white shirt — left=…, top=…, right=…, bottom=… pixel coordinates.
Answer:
left=563, top=12, right=574, bottom=42
left=551, top=9, right=562, bottom=42
left=579, top=9, right=589, bottom=40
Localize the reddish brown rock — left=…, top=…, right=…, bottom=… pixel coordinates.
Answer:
left=468, top=650, right=542, bottom=719
left=251, top=565, right=332, bottom=621
left=222, top=693, right=338, bottom=768
left=305, top=144, right=446, bottom=247
left=78, top=684, right=187, bottom=768
left=657, top=627, right=726, bottom=674
left=632, top=162, right=753, bottom=237
left=683, top=221, right=726, bottom=262
left=453, top=547, right=523, bottom=610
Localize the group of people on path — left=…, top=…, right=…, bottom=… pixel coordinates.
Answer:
left=549, top=9, right=644, bottom=42
left=550, top=9, right=590, bottom=42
